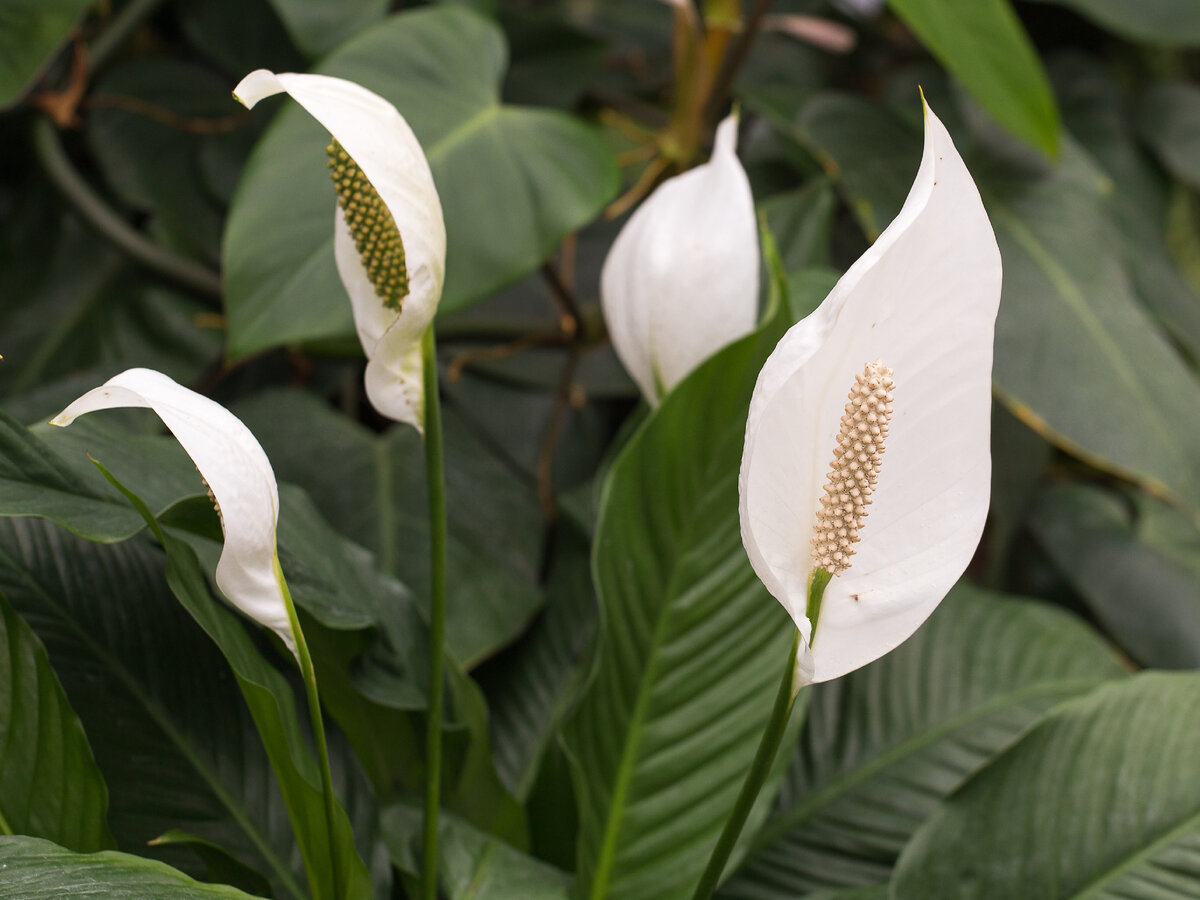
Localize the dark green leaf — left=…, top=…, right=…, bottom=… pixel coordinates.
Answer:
left=149, top=831, right=274, bottom=898
left=718, top=584, right=1124, bottom=898
left=885, top=0, right=1059, bottom=156
left=892, top=672, right=1200, bottom=897
left=224, top=5, right=618, bottom=357
left=760, top=180, right=838, bottom=273
left=1028, top=482, right=1200, bottom=669
left=263, top=0, right=389, bottom=59
left=1023, top=0, right=1200, bottom=44
left=565, top=323, right=798, bottom=900
left=98, top=467, right=373, bottom=900
left=0, top=0, right=88, bottom=107
left=485, top=523, right=598, bottom=800
left=0, top=836, right=262, bottom=899
left=234, top=388, right=544, bottom=667
left=0, top=591, right=112, bottom=851
left=0, top=518, right=307, bottom=899
left=1137, top=81, right=1200, bottom=192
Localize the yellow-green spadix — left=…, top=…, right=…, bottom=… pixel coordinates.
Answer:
left=51, top=368, right=295, bottom=653
left=234, top=69, right=446, bottom=432
left=739, top=99, right=1002, bottom=685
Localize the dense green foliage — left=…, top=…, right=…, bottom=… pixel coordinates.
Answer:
left=2, top=1, right=1200, bottom=897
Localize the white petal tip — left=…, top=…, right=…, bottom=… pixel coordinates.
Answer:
left=233, top=69, right=285, bottom=109
left=714, top=112, right=740, bottom=156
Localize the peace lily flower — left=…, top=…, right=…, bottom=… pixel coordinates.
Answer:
left=739, top=99, right=1002, bottom=685
left=601, top=112, right=759, bottom=405
left=50, top=368, right=295, bottom=653
left=234, top=70, right=447, bottom=432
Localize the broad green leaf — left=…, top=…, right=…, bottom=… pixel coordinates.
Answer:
left=1137, top=81, right=1200, bottom=192
left=0, top=836, right=261, bottom=899
left=717, top=585, right=1125, bottom=898
left=1023, top=0, right=1200, bottom=44
left=486, top=523, right=598, bottom=800
left=0, top=591, right=112, bottom=851
left=1028, top=482, right=1200, bottom=669
left=885, top=0, right=1059, bottom=156
left=1050, top=57, right=1200, bottom=363
left=234, top=388, right=543, bottom=667
left=786, top=93, right=1200, bottom=513
left=264, top=0, right=388, bottom=59
left=564, top=324, right=797, bottom=900
left=224, top=5, right=618, bottom=358
left=100, top=468, right=374, bottom=900
left=892, top=672, right=1200, bottom=897
left=0, top=0, right=88, bottom=107
left=0, top=518, right=308, bottom=898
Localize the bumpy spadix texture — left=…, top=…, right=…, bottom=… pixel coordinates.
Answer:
left=234, top=69, right=445, bottom=431
left=50, top=369, right=295, bottom=652
left=739, top=100, right=1001, bottom=685
left=812, top=360, right=894, bottom=575
left=327, top=140, right=409, bottom=312
left=601, top=113, right=758, bottom=405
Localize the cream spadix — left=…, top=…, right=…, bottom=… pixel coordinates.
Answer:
left=234, top=69, right=446, bottom=431
left=601, top=112, right=759, bottom=405
left=739, top=99, right=1001, bottom=685
left=51, top=368, right=294, bottom=652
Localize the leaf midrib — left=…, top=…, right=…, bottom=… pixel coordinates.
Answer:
left=0, top=539, right=305, bottom=900
left=586, top=434, right=743, bottom=898
left=1068, top=804, right=1200, bottom=898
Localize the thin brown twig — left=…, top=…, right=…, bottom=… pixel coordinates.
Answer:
left=540, top=258, right=583, bottom=337
left=445, top=333, right=564, bottom=382
left=704, top=0, right=775, bottom=126
left=83, top=94, right=247, bottom=133
left=605, top=155, right=671, bottom=219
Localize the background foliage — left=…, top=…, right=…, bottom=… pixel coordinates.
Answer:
left=2, top=0, right=1200, bottom=897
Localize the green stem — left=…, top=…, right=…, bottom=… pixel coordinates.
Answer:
left=689, top=630, right=801, bottom=900
left=0, top=804, right=14, bottom=836
left=279, top=568, right=343, bottom=900
left=421, top=326, right=448, bottom=900
left=806, top=567, right=832, bottom=641
left=31, top=116, right=222, bottom=298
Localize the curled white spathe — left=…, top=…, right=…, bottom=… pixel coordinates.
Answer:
left=234, top=69, right=446, bottom=432
left=601, top=113, right=760, bottom=405
left=739, top=101, right=1002, bottom=685
left=51, top=368, right=295, bottom=653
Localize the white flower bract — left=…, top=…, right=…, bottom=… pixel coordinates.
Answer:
left=234, top=69, right=447, bottom=432
left=51, top=368, right=295, bottom=652
left=739, top=100, right=1002, bottom=685
left=601, top=113, right=759, bottom=405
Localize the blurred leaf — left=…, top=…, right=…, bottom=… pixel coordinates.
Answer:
left=263, top=0, right=389, bottom=59
left=718, top=584, right=1124, bottom=898
left=986, top=402, right=1051, bottom=583
left=484, top=523, right=597, bottom=800
left=0, top=518, right=307, bottom=898
left=1167, top=184, right=1200, bottom=301
left=85, top=59, right=240, bottom=264
left=892, top=672, right=1200, bottom=896
left=501, top=10, right=608, bottom=108
left=176, top=0, right=305, bottom=79
left=0, top=0, right=88, bottom=107
left=0, top=590, right=113, bottom=852
left=885, top=0, right=1059, bottom=156
left=1028, top=482, right=1200, bottom=669
left=224, top=6, right=618, bottom=358
left=565, top=322, right=798, bottom=900
left=1137, top=81, right=1200, bottom=192
left=234, top=387, right=543, bottom=668
left=1050, top=56, right=1200, bottom=363
left=0, top=836, right=262, bottom=899
left=1022, top=0, right=1200, bottom=44
left=761, top=179, right=838, bottom=272
left=149, top=831, right=274, bottom=898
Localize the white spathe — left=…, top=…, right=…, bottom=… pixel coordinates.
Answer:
left=601, top=113, right=759, bottom=405
left=51, top=368, right=295, bottom=653
left=739, top=101, right=1002, bottom=685
left=234, top=69, right=447, bottom=431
